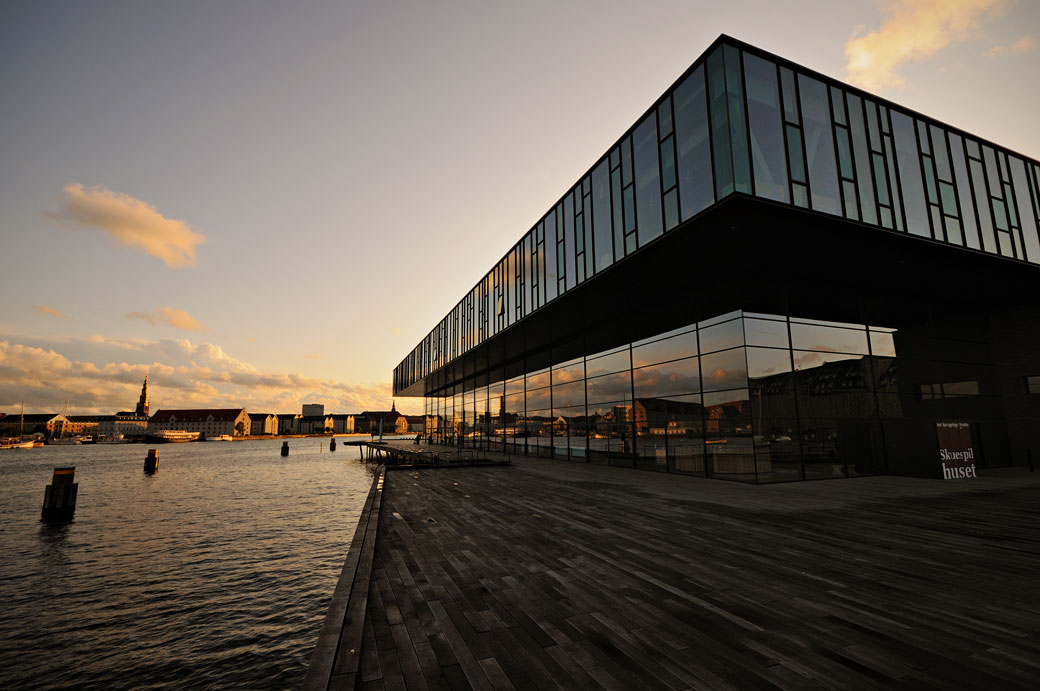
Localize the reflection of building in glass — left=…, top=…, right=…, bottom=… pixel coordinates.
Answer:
left=393, top=36, right=1040, bottom=483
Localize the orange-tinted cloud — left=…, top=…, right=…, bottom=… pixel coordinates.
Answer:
left=32, top=304, right=69, bottom=319
left=0, top=336, right=414, bottom=415
left=845, top=0, right=1007, bottom=90
left=48, top=183, right=205, bottom=268
left=984, top=35, right=1036, bottom=58
left=127, top=307, right=207, bottom=332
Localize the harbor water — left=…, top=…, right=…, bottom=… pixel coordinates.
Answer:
left=0, top=439, right=375, bottom=690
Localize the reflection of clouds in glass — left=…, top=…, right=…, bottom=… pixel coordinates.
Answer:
left=552, top=380, right=585, bottom=407
left=526, top=388, right=551, bottom=410
left=633, top=359, right=701, bottom=397
left=632, top=332, right=699, bottom=367
left=586, top=372, right=632, bottom=403
left=586, top=350, right=630, bottom=378
left=552, top=364, right=584, bottom=384
left=793, top=351, right=863, bottom=371
left=703, top=368, right=747, bottom=391
left=790, top=323, right=868, bottom=354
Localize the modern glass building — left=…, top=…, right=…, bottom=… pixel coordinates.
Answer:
left=393, top=35, right=1040, bottom=483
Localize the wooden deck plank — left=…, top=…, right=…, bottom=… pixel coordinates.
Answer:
left=342, top=448, right=1040, bottom=690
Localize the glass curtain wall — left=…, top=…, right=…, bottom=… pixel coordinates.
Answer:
left=425, top=309, right=912, bottom=483
left=396, top=39, right=1040, bottom=395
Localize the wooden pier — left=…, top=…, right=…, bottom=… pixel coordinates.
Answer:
left=307, top=452, right=1040, bottom=690
left=341, top=440, right=511, bottom=471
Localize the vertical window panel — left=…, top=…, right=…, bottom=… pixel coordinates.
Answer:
left=797, top=75, right=841, bottom=215
left=545, top=210, right=558, bottom=302
left=1009, top=156, right=1040, bottom=262
left=969, top=156, right=997, bottom=253
left=563, top=195, right=576, bottom=290
left=743, top=53, right=789, bottom=203
left=674, top=65, right=714, bottom=218
left=634, top=115, right=663, bottom=246
left=724, top=45, right=751, bottom=194
left=592, top=160, right=613, bottom=273
left=846, top=94, right=877, bottom=225
left=611, top=168, right=625, bottom=260
left=707, top=48, right=733, bottom=198
left=890, top=111, right=930, bottom=237
left=948, top=135, right=979, bottom=248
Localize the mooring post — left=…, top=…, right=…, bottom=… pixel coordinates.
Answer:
left=330, top=437, right=336, bottom=452
left=144, top=449, right=158, bottom=473
left=42, top=467, right=78, bottom=521
left=281, top=441, right=289, bottom=457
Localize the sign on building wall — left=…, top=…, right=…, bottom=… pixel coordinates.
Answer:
left=937, top=421, right=976, bottom=479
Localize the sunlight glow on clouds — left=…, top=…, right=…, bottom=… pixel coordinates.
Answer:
left=845, top=0, right=1007, bottom=90
left=0, top=336, right=408, bottom=415
left=127, top=307, right=207, bottom=332
left=47, top=183, right=206, bottom=268
left=32, top=304, right=69, bottom=319
left=984, top=35, right=1036, bottom=57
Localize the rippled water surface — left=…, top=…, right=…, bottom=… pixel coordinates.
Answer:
left=0, top=439, right=375, bottom=690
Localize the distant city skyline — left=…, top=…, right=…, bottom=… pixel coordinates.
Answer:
left=2, top=0, right=1037, bottom=415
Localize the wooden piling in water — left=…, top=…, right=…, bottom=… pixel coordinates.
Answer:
left=144, top=449, right=158, bottom=473
left=281, top=441, right=289, bottom=457
left=42, top=467, right=78, bottom=521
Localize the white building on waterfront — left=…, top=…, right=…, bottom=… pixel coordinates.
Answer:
left=149, top=409, right=251, bottom=437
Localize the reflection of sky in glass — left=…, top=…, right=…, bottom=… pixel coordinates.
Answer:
left=585, top=349, right=631, bottom=378
left=869, top=331, right=897, bottom=357
left=790, top=323, right=869, bottom=354
left=743, top=318, right=789, bottom=348
left=552, top=380, right=585, bottom=407
left=632, top=331, right=699, bottom=367
left=526, top=387, right=551, bottom=410
left=633, top=357, right=701, bottom=398
left=701, top=348, right=748, bottom=391
left=746, top=347, right=792, bottom=377
left=552, top=360, right=584, bottom=384
left=699, top=319, right=744, bottom=354
left=586, top=372, right=632, bottom=403
left=527, top=370, right=551, bottom=390
left=792, top=350, right=863, bottom=370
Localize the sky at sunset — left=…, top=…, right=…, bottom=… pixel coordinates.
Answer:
left=1, top=0, right=1038, bottom=416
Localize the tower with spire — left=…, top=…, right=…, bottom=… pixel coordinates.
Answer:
left=135, top=374, right=149, bottom=417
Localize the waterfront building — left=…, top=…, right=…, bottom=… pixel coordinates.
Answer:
left=0, top=413, right=68, bottom=437
left=354, top=403, right=408, bottom=435
left=97, top=411, right=149, bottom=438
left=297, top=414, right=333, bottom=435
left=331, top=414, right=357, bottom=434
left=65, top=415, right=99, bottom=436
left=301, top=403, right=325, bottom=417
left=392, top=35, right=1040, bottom=482
left=148, top=409, right=251, bottom=437
left=277, top=413, right=300, bottom=434
left=248, top=413, right=277, bottom=436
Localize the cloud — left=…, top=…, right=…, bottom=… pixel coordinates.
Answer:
left=303, top=353, right=321, bottom=360
left=32, top=304, right=69, bottom=319
left=0, top=335, right=416, bottom=416
left=844, top=0, right=1007, bottom=90
left=47, top=183, right=205, bottom=268
left=984, top=35, right=1036, bottom=58
left=127, top=307, right=207, bottom=332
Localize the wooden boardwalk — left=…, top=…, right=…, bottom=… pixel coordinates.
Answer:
left=348, top=454, right=1040, bottom=690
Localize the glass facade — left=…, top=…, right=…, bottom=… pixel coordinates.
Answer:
left=419, top=309, right=916, bottom=483
left=398, top=37, right=1040, bottom=481
left=394, top=37, right=1040, bottom=398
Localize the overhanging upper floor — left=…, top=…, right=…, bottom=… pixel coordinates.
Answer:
left=395, top=35, right=1040, bottom=398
